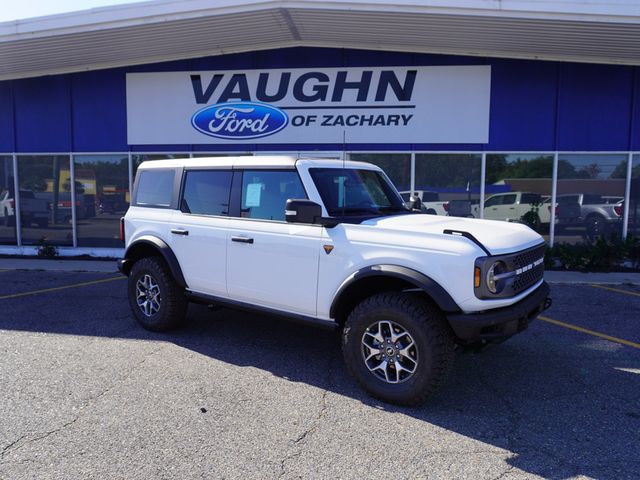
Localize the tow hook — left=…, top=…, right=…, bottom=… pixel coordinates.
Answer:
left=543, top=297, right=552, bottom=311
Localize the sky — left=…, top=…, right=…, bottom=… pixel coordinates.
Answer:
left=0, top=0, right=140, bottom=22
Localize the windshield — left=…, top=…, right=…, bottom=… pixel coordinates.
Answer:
left=309, top=168, right=407, bottom=216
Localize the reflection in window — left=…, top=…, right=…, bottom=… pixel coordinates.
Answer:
left=182, top=170, right=232, bottom=216
left=132, top=153, right=189, bottom=181
left=348, top=154, right=411, bottom=192
left=628, top=155, right=640, bottom=236
left=557, top=154, right=627, bottom=244
left=415, top=154, right=481, bottom=218
left=17, top=155, right=72, bottom=246
left=75, top=155, right=130, bottom=248
left=485, top=154, right=552, bottom=241
left=0, top=156, right=17, bottom=245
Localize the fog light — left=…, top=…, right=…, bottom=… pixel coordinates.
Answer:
left=486, top=261, right=507, bottom=294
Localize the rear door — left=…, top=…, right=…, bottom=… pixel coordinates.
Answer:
left=226, top=169, right=322, bottom=316
left=169, top=169, right=232, bottom=296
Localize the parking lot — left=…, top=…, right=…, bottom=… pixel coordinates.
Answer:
left=0, top=269, right=638, bottom=480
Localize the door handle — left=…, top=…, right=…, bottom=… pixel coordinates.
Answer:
left=231, top=236, right=254, bottom=244
left=171, top=228, right=189, bottom=236
left=509, top=207, right=516, bottom=210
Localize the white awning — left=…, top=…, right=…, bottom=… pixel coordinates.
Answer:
left=1, top=0, right=640, bottom=80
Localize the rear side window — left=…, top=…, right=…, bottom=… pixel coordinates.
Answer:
left=135, top=169, right=175, bottom=207
left=520, top=193, right=541, bottom=204
left=181, top=170, right=232, bottom=216
left=240, top=170, right=307, bottom=221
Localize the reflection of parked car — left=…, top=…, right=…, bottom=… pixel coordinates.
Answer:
left=1, top=190, right=50, bottom=228
left=400, top=190, right=479, bottom=217
left=556, top=194, right=622, bottom=236
left=484, top=192, right=580, bottom=231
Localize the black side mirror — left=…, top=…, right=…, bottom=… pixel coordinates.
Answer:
left=285, top=199, right=323, bottom=224
left=405, top=195, right=422, bottom=211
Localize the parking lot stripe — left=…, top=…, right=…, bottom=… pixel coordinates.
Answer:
left=539, top=315, right=640, bottom=350
left=0, top=276, right=126, bottom=300
left=589, top=284, right=640, bottom=298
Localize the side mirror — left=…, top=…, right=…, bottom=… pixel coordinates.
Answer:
left=285, top=199, right=323, bottom=224
left=405, top=195, right=422, bottom=211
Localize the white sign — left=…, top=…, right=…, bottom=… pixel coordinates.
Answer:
left=126, top=66, right=491, bottom=145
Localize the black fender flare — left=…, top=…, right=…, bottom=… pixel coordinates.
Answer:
left=329, top=265, right=460, bottom=318
left=122, top=235, right=187, bottom=288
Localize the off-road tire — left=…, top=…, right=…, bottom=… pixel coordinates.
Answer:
left=128, top=256, right=187, bottom=332
left=342, top=292, right=456, bottom=406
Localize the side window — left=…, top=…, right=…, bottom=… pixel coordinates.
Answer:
left=181, top=170, right=232, bottom=216
left=520, top=193, right=541, bottom=204
left=502, top=194, right=517, bottom=205
left=240, top=170, right=306, bottom=221
left=135, top=169, right=175, bottom=207
left=485, top=195, right=501, bottom=207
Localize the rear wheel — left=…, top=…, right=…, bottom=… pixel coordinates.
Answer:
left=128, top=257, right=187, bottom=332
left=342, top=292, right=456, bottom=406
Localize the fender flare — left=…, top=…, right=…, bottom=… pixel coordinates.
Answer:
left=123, top=235, right=187, bottom=288
left=329, top=264, right=460, bottom=317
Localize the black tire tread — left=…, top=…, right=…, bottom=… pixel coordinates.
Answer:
left=128, top=256, right=187, bottom=332
left=342, top=292, right=456, bottom=406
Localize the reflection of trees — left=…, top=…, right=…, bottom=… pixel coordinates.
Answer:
left=351, top=154, right=411, bottom=190
left=611, top=160, right=640, bottom=179
left=416, top=155, right=481, bottom=189
left=75, top=157, right=129, bottom=193
left=487, top=155, right=606, bottom=183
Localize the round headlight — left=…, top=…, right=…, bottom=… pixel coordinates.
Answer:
left=486, top=261, right=507, bottom=294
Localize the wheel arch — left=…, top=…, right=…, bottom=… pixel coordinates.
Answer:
left=121, top=236, right=187, bottom=288
left=329, top=265, right=460, bottom=325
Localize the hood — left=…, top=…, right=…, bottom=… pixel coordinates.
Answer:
left=362, top=214, right=544, bottom=256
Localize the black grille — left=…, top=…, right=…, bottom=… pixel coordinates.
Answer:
left=509, top=244, right=546, bottom=295
left=513, top=244, right=546, bottom=270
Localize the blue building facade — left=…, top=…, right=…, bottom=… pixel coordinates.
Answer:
left=0, top=47, right=638, bottom=253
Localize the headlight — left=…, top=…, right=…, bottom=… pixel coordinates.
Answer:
left=486, top=261, right=507, bottom=294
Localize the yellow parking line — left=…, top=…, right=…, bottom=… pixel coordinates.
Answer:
left=539, top=315, right=640, bottom=350
left=0, top=276, right=126, bottom=300
left=590, top=284, right=640, bottom=298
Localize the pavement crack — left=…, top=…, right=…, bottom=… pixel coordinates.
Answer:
left=0, top=344, right=166, bottom=464
left=492, top=464, right=516, bottom=480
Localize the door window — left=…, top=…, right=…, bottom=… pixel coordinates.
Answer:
left=240, top=170, right=306, bottom=221
left=181, top=170, right=232, bottom=216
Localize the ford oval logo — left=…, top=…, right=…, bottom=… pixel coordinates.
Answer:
left=191, top=102, right=288, bottom=140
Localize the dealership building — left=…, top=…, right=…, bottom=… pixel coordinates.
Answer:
left=0, top=0, right=639, bottom=257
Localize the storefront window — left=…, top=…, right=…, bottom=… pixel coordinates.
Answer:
left=629, top=155, right=640, bottom=236
left=17, top=155, right=73, bottom=246
left=132, top=153, right=190, bottom=180
left=74, top=155, right=130, bottom=248
left=485, top=154, right=552, bottom=242
left=348, top=154, right=411, bottom=191
left=0, top=156, right=17, bottom=245
left=556, top=154, right=627, bottom=244
left=415, top=154, right=481, bottom=218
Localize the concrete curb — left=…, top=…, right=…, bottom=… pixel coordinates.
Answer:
left=1, top=259, right=639, bottom=284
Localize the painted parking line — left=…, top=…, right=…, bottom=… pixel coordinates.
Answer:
left=539, top=315, right=640, bottom=350
left=590, top=284, right=640, bottom=298
left=0, top=276, right=126, bottom=300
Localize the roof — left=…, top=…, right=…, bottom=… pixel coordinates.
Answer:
left=1, top=0, right=640, bottom=80
left=137, top=155, right=375, bottom=169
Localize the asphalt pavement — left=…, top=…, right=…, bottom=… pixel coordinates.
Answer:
left=0, top=270, right=638, bottom=479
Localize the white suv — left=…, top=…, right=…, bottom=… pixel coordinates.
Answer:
left=119, top=156, right=550, bottom=405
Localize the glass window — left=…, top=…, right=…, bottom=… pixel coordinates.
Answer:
left=240, top=170, right=306, bottom=221
left=348, top=154, right=411, bottom=192
left=557, top=154, right=627, bottom=243
left=628, top=155, right=640, bottom=236
left=0, top=156, right=17, bottom=245
left=485, top=154, right=553, bottom=242
left=309, top=168, right=406, bottom=217
left=415, top=154, right=481, bottom=218
left=132, top=153, right=189, bottom=181
left=17, top=155, right=72, bottom=246
left=182, top=170, right=232, bottom=216
left=135, top=170, right=175, bottom=207
left=74, top=155, right=130, bottom=248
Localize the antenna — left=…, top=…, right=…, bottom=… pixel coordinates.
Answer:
left=341, top=130, right=346, bottom=219
left=342, top=130, right=346, bottom=168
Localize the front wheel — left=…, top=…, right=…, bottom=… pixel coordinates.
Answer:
left=128, top=257, right=187, bottom=332
left=342, top=292, right=456, bottom=406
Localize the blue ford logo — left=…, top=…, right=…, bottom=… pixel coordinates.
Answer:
left=191, top=102, right=288, bottom=140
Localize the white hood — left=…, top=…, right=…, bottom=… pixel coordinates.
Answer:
left=362, top=214, right=544, bottom=256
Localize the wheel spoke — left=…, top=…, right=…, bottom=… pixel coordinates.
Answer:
left=364, top=346, right=381, bottom=362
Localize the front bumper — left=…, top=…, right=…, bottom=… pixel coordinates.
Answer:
left=447, top=281, right=551, bottom=344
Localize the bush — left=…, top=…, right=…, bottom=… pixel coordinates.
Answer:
left=36, top=237, right=58, bottom=258
left=545, top=234, right=640, bottom=272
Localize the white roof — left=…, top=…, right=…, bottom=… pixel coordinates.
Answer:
left=1, top=0, right=640, bottom=80
left=137, top=155, right=376, bottom=170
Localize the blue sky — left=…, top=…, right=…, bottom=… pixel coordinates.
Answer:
left=0, top=0, right=139, bottom=22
